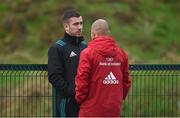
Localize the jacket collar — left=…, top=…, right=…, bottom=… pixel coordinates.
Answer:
left=64, top=32, right=84, bottom=45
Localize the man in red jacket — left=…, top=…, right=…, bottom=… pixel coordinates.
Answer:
left=75, top=19, right=131, bottom=117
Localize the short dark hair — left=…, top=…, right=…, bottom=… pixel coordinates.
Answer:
left=63, top=9, right=81, bottom=22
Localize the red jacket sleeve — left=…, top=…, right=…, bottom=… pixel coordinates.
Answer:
left=75, top=49, right=91, bottom=104
left=122, top=53, right=131, bottom=100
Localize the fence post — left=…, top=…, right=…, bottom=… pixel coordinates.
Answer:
left=52, top=87, right=56, bottom=116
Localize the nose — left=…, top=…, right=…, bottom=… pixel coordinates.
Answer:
left=78, top=23, right=83, bottom=29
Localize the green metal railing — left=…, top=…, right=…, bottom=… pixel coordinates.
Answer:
left=0, top=64, right=179, bottom=117
left=0, top=64, right=49, bottom=117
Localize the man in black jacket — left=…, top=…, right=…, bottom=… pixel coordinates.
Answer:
left=48, top=10, right=87, bottom=117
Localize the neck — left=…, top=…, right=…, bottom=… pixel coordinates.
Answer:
left=64, top=32, right=84, bottom=45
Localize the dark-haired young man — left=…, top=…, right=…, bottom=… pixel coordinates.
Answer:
left=48, top=10, right=87, bottom=117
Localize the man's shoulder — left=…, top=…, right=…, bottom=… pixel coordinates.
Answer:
left=117, top=47, right=128, bottom=60
left=55, top=38, right=67, bottom=47
left=49, top=39, right=67, bottom=49
left=82, top=46, right=90, bottom=53
left=81, top=47, right=94, bottom=58
left=48, top=39, right=66, bottom=53
left=80, top=40, right=87, bottom=46
left=118, top=47, right=127, bottom=55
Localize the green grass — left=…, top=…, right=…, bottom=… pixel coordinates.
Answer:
left=0, top=0, right=179, bottom=64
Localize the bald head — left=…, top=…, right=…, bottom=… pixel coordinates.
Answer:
left=91, top=19, right=109, bottom=39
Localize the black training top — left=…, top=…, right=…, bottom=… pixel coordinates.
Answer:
left=48, top=32, right=87, bottom=98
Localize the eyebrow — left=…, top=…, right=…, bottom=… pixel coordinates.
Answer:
left=73, top=21, right=83, bottom=25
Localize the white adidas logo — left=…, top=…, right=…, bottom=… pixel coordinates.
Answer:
left=103, top=72, right=119, bottom=84
left=69, top=51, right=77, bottom=57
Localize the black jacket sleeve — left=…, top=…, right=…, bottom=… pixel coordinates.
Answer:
left=48, top=45, right=68, bottom=97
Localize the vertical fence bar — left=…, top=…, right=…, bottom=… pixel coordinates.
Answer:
left=175, top=70, right=177, bottom=116
left=0, top=70, right=2, bottom=116
left=22, top=70, right=26, bottom=116
left=52, top=87, right=57, bottom=117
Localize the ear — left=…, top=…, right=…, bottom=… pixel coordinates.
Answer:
left=64, top=23, right=69, bottom=32
left=64, top=23, right=67, bottom=29
left=91, top=31, right=95, bottom=40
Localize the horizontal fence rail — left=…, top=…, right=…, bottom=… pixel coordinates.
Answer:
left=0, top=64, right=180, bottom=117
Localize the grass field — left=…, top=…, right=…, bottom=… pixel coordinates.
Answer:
left=0, top=0, right=179, bottom=64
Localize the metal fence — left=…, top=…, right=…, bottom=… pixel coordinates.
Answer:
left=0, top=64, right=179, bottom=117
